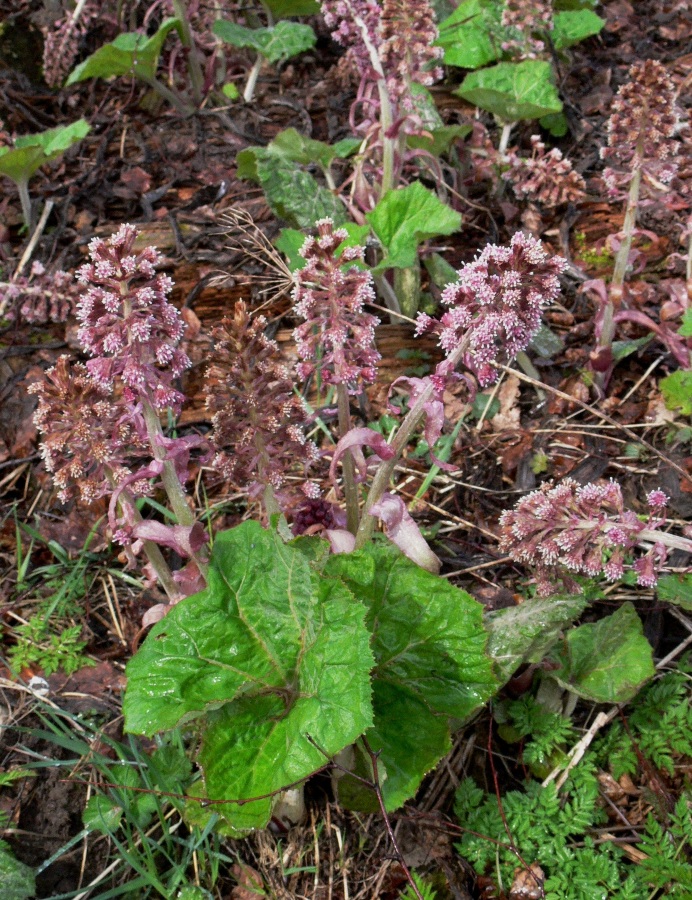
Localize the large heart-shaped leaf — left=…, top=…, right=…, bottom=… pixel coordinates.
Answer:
left=66, top=19, right=182, bottom=84
left=455, top=60, right=562, bottom=122
left=366, top=182, right=462, bottom=272
left=436, top=0, right=502, bottom=70
left=213, top=20, right=316, bottom=64
left=549, top=603, right=654, bottom=702
left=124, top=523, right=373, bottom=831
left=326, top=541, right=496, bottom=809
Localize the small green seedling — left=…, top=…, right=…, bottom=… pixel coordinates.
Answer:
left=0, top=118, right=90, bottom=228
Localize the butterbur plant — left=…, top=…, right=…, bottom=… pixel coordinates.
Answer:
left=499, top=478, right=692, bottom=596
left=592, top=59, right=682, bottom=379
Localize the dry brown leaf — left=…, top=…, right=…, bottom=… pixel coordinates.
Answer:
left=491, top=373, right=521, bottom=432
left=510, top=862, right=545, bottom=898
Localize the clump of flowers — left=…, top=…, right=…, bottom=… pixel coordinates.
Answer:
left=417, top=232, right=567, bottom=386
left=507, top=136, right=586, bottom=208
left=293, top=218, right=380, bottom=392
left=322, top=0, right=443, bottom=102
left=29, top=355, right=147, bottom=503
left=42, top=1, right=98, bottom=88
left=206, top=301, right=319, bottom=513
left=498, top=479, right=683, bottom=595
left=1, top=261, right=81, bottom=324
left=76, top=224, right=190, bottom=412
left=501, top=0, right=553, bottom=59
left=601, top=59, right=680, bottom=195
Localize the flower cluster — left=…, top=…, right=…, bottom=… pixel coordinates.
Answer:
left=2, top=261, right=81, bottom=324
left=76, top=224, right=190, bottom=413
left=321, top=0, right=443, bottom=105
left=29, top=356, right=147, bottom=503
left=206, top=301, right=319, bottom=508
left=499, top=479, right=670, bottom=595
left=417, top=232, right=566, bottom=386
left=507, top=136, right=586, bottom=208
left=322, top=0, right=382, bottom=78
left=500, top=0, right=553, bottom=59
left=601, top=59, right=680, bottom=194
left=292, top=218, right=380, bottom=391
left=42, top=2, right=98, bottom=88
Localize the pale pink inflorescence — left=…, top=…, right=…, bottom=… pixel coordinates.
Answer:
left=76, top=224, right=190, bottom=413
left=292, top=218, right=380, bottom=392
left=3, top=261, right=81, bottom=324
left=507, top=135, right=586, bottom=208
left=499, top=478, right=670, bottom=595
left=417, top=232, right=566, bottom=386
left=29, top=355, right=147, bottom=504
left=601, top=59, right=681, bottom=195
left=321, top=0, right=443, bottom=104
left=500, top=0, right=553, bottom=59
left=206, top=301, right=320, bottom=509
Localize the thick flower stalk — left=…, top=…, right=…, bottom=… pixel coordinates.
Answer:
left=418, top=232, right=566, bottom=386
left=507, top=135, right=586, bottom=208
left=499, top=479, right=692, bottom=595
left=293, top=218, right=380, bottom=532
left=206, top=301, right=319, bottom=516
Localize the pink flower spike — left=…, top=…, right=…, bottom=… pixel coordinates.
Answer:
left=370, top=493, right=440, bottom=573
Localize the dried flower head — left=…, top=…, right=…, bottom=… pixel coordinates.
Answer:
left=292, top=218, right=380, bottom=391
left=501, top=0, right=553, bottom=59
left=76, top=224, right=190, bottom=412
left=418, top=232, right=566, bottom=385
left=499, top=478, right=670, bottom=595
left=601, top=59, right=680, bottom=191
left=29, top=355, right=146, bottom=503
left=206, top=302, right=319, bottom=507
left=507, top=135, right=586, bottom=207
left=2, top=261, right=80, bottom=324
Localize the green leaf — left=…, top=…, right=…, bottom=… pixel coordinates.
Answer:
left=83, top=794, right=123, bottom=834
left=326, top=541, right=496, bottom=810
left=213, top=20, right=316, bottom=64
left=124, top=523, right=373, bottom=832
left=0, top=119, right=91, bottom=184
left=552, top=9, right=605, bottom=50
left=407, top=124, right=472, bottom=157
left=539, top=110, right=568, bottom=136
left=661, top=370, right=692, bottom=416
left=260, top=0, right=320, bottom=16
left=237, top=147, right=347, bottom=227
left=436, top=0, right=502, bottom=70
left=367, top=182, right=461, bottom=272
left=332, top=137, right=361, bottom=158
left=424, top=252, right=459, bottom=289
left=0, top=841, right=35, bottom=900
left=678, top=309, right=692, bottom=337
left=66, top=19, right=182, bottom=84
left=612, top=334, right=653, bottom=362
left=221, top=82, right=240, bottom=99
left=549, top=603, right=654, bottom=702
left=276, top=228, right=308, bottom=271
left=485, top=595, right=588, bottom=682
left=529, top=323, right=564, bottom=358
left=656, top=574, right=692, bottom=612
left=270, top=127, right=338, bottom=169
left=455, top=60, right=563, bottom=123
